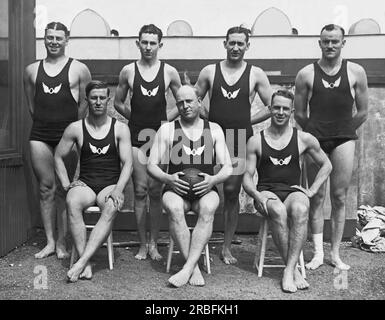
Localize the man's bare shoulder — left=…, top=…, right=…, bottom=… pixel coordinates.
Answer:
left=158, top=121, right=173, bottom=134
left=200, top=64, right=216, bottom=77
left=70, top=59, right=90, bottom=73
left=120, top=62, right=135, bottom=76
left=24, top=61, right=40, bottom=76
left=208, top=121, right=223, bottom=137
left=249, top=132, right=261, bottom=145
left=115, top=119, right=130, bottom=133
left=64, top=120, right=82, bottom=137
left=250, top=65, right=267, bottom=76
left=164, top=63, right=178, bottom=75
left=297, top=63, right=314, bottom=78
left=347, top=60, right=367, bottom=77
left=298, top=130, right=319, bottom=148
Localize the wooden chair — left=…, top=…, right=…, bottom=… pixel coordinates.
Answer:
left=254, top=215, right=306, bottom=278
left=166, top=211, right=211, bottom=274
left=69, top=206, right=114, bottom=270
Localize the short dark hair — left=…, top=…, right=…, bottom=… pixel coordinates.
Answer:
left=45, top=22, right=70, bottom=37
left=271, top=89, right=294, bottom=104
left=85, top=80, right=110, bottom=97
left=139, top=24, right=163, bottom=42
left=226, top=26, right=251, bottom=42
left=320, top=24, right=345, bottom=38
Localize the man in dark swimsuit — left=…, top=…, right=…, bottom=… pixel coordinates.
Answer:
left=55, top=81, right=133, bottom=283
left=294, top=24, right=369, bottom=270
left=243, top=89, right=332, bottom=293
left=23, top=22, right=91, bottom=259
left=147, top=86, right=232, bottom=288
left=195, top=26, right=273, bottom=264
left=114, top=24, right=181, bottom=260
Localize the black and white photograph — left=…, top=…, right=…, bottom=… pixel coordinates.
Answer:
left=0, top=0, right=384, bottom=306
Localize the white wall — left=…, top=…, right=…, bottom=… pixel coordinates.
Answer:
left=35, top=0, right=385, bottom=37
left=36, top=35, right=385, bottom=60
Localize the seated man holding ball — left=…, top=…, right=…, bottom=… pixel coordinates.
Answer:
left=147, top=85, right=233, bottom=288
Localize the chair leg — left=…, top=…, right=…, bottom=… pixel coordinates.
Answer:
left=166, top=236, right=174, bottom=273
left=257, top=218, right=268, bottom=277
left=107, top=232, right=114, bottom=270
left=70, top=244, right=77, bottom=268
left=204, top=244, right=211, bottom=274
left=299, top=250, right=306, bottom=279
left=254, top=219, right=264, bottom=269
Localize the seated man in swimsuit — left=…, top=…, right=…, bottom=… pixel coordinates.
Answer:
left=147, top=85, right=233, bottom=288
left=243, top=89, right=332, bottom=293
left=55, top=81, right=133, bottom=282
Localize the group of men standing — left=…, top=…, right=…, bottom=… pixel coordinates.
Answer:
left=23, top=21, right=368, bottom=291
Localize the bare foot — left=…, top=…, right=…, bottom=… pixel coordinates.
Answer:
left=168, top=268, right=192, bottom=288
left=220, top=248, right=237, bottom=265
left=305, top=254, right=324, bottom=270
left=34, top=243, right=55, bottom=259
left=189, top=266, right=205, bottom=287
left=67, top=262, right=86, bottom=283
left=148, top=243, right=163, bottom=261
left=79, top=263, right=93, bottom=280
left=135, top=244, right=148, bottom=260
left=56, top=242, right=70, bottom=260
left=330, top=254, right=350, bottom=270
left=294, top=268, right=309, bottom=290
left=281, top=268, right=297, bottom=293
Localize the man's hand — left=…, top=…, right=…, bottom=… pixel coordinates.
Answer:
left=167, top=172, right=190, bottom=196
left=254, top=194, right=278, bottom=216
left=105, top=189, right=125, bottom=210
left=291, top=185, right=315, bottom=198
left=65, top=180, right=87, bottom=192
left=192, top=173, right=215, bottom=197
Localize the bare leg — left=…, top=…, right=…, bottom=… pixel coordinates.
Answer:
left=162, top=192, right=193, bottom=287
left=132, top=148, right=149, bottom=260
left=167, top=192, right=219, bottom=288
left=285, top=193, right=310, bottom=291
left=67, top=185, right=119, bottom=283
left=305, top=155, right=327, bottom=270
left=261, top=192, right=296, bottom=293
left=30, top=141, right=57, bottom=259
left=55, top=147, right=77, bottom=259
left=329, top=141, right=355, bottom=270
left=66, top=185, right=96, bottom=282
left=221, top=163, right=243, bottom=265
left=148, top=176, right=163, bottom=261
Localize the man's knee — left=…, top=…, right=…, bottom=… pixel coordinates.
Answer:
left=311, top=188, right=326, bottom=206
left=66, top=196, right=85, bottom=217
left=330, top=188, right=348, bottom=208
left=39, top=181, right=56, bottom=201
left=268, top=201, right=287, bottom=223
left=198, top=210, right=215, bottom=225
left=290, top=202, right=309, bottom=225
left=148, top=183, right=162, bottom=199
left=166, top=204, right=185, bottom=224
left=134, top=182, right=148, bottom=201
left=223, top=183, right=241, bottom=201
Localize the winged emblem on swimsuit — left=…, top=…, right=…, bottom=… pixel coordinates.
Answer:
left=321, top=77, right=341, bottom=89
left=140, top=85, right=159, bottom=97
left=270, top=155, right=292, bottom=166
left=42, top=82, right=62, bottom=94
left=183, top=145, right=205, bottom=156
left=221, top=87, right=240, bottom=99
left=89, top=143, right=110, bottom=155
